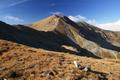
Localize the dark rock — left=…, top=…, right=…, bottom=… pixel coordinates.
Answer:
left=0, top=78, right=4, bottom=80
left=98, top=74, right=107, bottom=80
left=8, top=71, right=17, bottom=78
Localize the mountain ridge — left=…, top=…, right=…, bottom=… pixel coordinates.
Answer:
left=31, top=15, right=120, bottom=59
left=0, top=15, right=120, bottom=59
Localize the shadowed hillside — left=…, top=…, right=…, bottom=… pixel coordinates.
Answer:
left=31, top=15, right=120, bottom=59
left=78, top=21, right=120, bottom=51
left=0, top=15, right=120, bottom=59
left=0, top=21, right=100, bottom=58
left=0, top=16, right=120, bottom=80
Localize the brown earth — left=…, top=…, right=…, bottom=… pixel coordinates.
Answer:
left=0, top=39, right=120, bottom=80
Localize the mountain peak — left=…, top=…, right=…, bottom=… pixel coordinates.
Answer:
left=31, top=15, right=61, bottom=31
left=0, top=15, right=120, bottom=59
left=31, top=15, right=75, bottom=32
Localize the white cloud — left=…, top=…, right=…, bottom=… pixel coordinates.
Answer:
left=9, top=0, right=31, bottom=7
left=4, top=15, right=24, bottom=22
left=0, top=0, right=31, bottom=10
left=98, top=20, right=120, bottom=31
left=68, top=15, right=86, bottom=22
left=51, top=12, right=64, bottom=17
left=68, top=15, right=120, bottom=31
left=68, top=15, right=96, bottom=25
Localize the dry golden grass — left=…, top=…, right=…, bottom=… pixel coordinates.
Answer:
left=0, top=40, right=120, bottom=80
left=31, top=16, right=60, bottom=32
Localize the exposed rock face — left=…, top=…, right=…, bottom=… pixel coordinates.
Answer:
left=0, top=15, right=120, bottom=59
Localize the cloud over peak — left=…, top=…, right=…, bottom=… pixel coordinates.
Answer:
left=68, top=15, right=86, bottom=22
left=68, top=15, right=96, bottom=25
left=98, top=20, right=120, bottom=31
left=51, top=12, right=64, bottom=17
left=68, top=15, right=120, bottom=31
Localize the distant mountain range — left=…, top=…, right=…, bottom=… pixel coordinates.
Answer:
left=0, top=15, right=120, bottom=59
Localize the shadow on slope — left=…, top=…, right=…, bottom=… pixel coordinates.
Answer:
left=78, top=22, right=120, bottom=52
left=0, top=22, right=100, bottom=58
left=62, top=17, right=120, bottom=52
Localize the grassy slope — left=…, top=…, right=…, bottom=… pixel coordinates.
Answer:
left=0, top=40, right=120, bottom=80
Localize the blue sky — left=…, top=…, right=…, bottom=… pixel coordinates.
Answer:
left=0, top=0, right=120, bottom=25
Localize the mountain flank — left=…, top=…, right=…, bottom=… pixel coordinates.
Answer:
left=0, top=15, right=120, bottom=59
left=0, top=15, right=120, bottom=80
